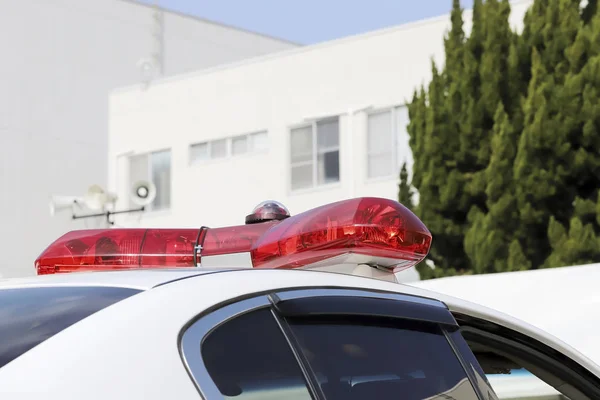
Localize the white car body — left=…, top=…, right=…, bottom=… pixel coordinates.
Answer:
left=0, top=267, right=598, bottom=399
left=413, top=263, right=600, bottom=399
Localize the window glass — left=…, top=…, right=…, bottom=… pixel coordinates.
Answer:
left=367, top=110, right=394, bottom=178
left=290, top=126, right=313, bottom=163
left=316, top=118, right=340, bottom=185
left=190, top=142, right=209, bottom=163
left=317, top=151, right=340, bottom=184
left=448, top=329, right=499, bottom=399
left=367, top=111, right=392, bottom=154
left=367, top=153, right=393, bottom=179
left=395, top=105, right=412, bottom=176
left=316, top=119, right=339, bottom=150
left=0, top=286, right=140, bottom=369
left=202, top=308, right=312, bottom=400
left=249, top=131, right=268, bottom=152
left=291, top=164, right=313, bottom=190
left=288, top=317, right=479, bottom=400
left=232, top=136, right=248, bottom=155
left=211, top=139, right=228, bottom=158
left=290, top=118, right=340, bottom=190
left=150, top=150, right=171, bottom=210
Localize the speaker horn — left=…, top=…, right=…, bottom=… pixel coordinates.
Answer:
left=49, top=196, right=82, bottom=216
left=131, top=180, right=156, bottom=207
left=83, top=184, right=116, bottom=211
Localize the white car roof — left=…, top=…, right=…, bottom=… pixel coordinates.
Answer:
left=0, top=268, right=598, bottom=398
left=412, top=263, right=600, bottom=365
left=0, top=268, right=220, bottom=291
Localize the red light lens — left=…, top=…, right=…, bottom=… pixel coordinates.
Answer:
left=35, top=229, right=198, bottom=275
left=35, top=198, right=431, bottom=276
left=201, top=222, right=277, bottom=256
left=250, top=197, right=431, bottom=272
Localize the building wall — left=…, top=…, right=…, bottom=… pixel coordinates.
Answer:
left=108, top=1, right=531, bottom=230
left=0, top=0, right=297, bottom=278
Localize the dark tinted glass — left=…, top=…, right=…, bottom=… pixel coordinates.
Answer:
left=202, top=308, right=312, bottom=400
left=448, top=329, right=500, bottom=400
left=288, top=317, right=480, bottom=400
left=0, top=286, right=140, bottom=369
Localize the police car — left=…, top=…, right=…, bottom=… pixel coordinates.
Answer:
left=1, top=197, right=598, bottom=399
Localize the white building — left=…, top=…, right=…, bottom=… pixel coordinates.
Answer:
left=0, top=0, right=297, bottom=278
left=108, top=0, right=532, bottom=232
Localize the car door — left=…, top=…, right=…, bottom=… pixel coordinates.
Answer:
left=448, top=310, right=600, bottom=400
left=180, top=287, right=499, bottom=399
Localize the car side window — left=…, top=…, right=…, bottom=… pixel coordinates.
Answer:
left=0, top=286, right=141, bottom=369
left=288, top=317, right=480, bottom=400
left=189, top=292, right=490, bottom=400
left=201, top=308, right=313, bottom=400
left=448, top=329, right=499, bottom=400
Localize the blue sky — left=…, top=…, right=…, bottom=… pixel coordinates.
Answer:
left=148, top=0, right=475, bottom=45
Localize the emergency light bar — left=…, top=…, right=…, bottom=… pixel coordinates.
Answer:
left=35, top=197, right=432, bottom=277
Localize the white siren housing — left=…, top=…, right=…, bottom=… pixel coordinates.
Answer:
left=49, top=196, right=82, bottom=216
left=130, top=180, right=156, bottom=207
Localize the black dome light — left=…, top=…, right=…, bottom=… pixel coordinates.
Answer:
left=245, top=200, right=291, bottom=225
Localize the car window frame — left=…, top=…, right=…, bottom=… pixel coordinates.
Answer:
left=179, top=288, right=491, bottom=400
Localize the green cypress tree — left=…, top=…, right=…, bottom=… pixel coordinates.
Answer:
left=513, top=49, right=560, bottom=267
left=545, top=215, right=600, bottom=268
left=514, top=0, right=582, bottom=269
left=507, top=240, right=531, bottom=271
left=544, top=6, right=600, bottom=266
left=409, top=0, right=600, bottom=276
left=417, top=61, right=466, bottom=273
left=415, top=0, right=478, bottom=274
left=445, top=0, right=466, bottom=86
left=398, top=162, right=414, bottom=210
left=463, top=0, right=514, bottom=207
left=408, top=0, right=517, bottom=275
left=479, top=0, right=513, bottom=121
left=407, top=88, right=428, bottom=193
left=583, top=0, right=598, bottom=25
left=458, top=0, right=484, bottom=173
left=464, top=104, right=520, bottom=273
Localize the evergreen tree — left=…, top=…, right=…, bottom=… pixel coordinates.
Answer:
left=507, top=240, right=532, bottom=271
left=464, top=104, right=521, bottom=273
left=513, top=0, right=581, bottom=268
left=545, top=215, right=600, bottom=267
left=583, top=0, right=598, bottom=25
left=407, top=88, right=428, bottom=193
left=417, top=61, right=468, bottom=273
left=408, top=0, right=515, bottom=275
left=543, top=6, right=600, bottom=265
left=408, top=0, right=600, bottom=277
left=458, top=0, right=484, bottom=174
left=398, top=162, right=414, bottom=209
left=408, top=1, right=477, bottom=275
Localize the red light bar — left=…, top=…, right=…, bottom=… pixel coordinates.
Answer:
left=251, top=197, right=431, bottom=272
left=35, top=229, right=199, bottom=275
left=35, top=198, right=431, bottom=275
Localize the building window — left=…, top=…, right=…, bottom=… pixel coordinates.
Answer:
left=190, top=142, right=209, bottom=162
left=129, top=149, right=171, bottom=210
left=290, top=118, right=340, bottom=191
left=367, top=105, right=411, bottom=179
left=190, top=131, right=268, bottom=163
left=248, top=131, right=268, bottom=152
left=231, top=135, right=248, bottom=155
